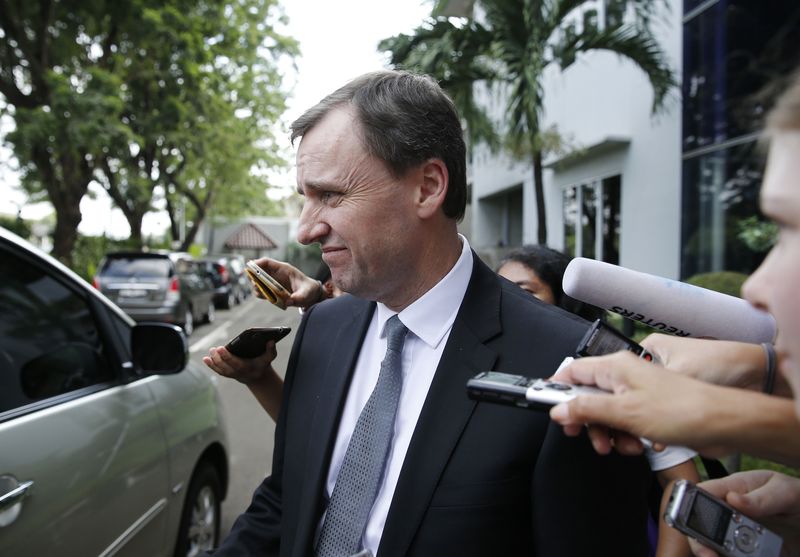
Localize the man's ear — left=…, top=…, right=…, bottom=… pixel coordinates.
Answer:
left=416, top=158, right=449, bottom=219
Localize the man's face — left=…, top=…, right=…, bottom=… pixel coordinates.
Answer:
left=295, top=107, right=420, bottom=303
left=742, top=131, right=800, bottom=414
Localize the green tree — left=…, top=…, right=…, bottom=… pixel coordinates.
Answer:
left=0, top=0, right=295, bottom=262
left=95, top=1, right=296, bottom=250
left=0, top=213, right=31, bottom=239
left=380, top=0, right=676, bottom=244
left=0, top=1, right=130, bottom=264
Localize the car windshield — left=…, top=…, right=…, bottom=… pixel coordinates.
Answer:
left=101, top=257, right=171, bottom=278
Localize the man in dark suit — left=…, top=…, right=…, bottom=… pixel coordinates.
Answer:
left=207, top=70, right=650, bottom=556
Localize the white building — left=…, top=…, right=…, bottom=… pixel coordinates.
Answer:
left=459, top=0, right=799, bottom=280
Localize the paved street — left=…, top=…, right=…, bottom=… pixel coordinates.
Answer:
left=187, top=295, right=303, bottom=537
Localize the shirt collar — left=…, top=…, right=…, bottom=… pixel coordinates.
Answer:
left=376, top=234, right=473, bottom=348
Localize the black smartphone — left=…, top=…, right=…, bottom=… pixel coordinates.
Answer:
left=576, top=319, right=657, bottom=362
left=225, top=326, right=292, bottom=358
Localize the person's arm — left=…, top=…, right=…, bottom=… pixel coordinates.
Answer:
left=640, top=334, right=791, bottom=397
left=688, top=471, right=800, bottom=557
left=654, top=461, right=701, bottom=557
left=549, top=352, right=800, bottom=466
left=203, top=342, right=284, bottom=421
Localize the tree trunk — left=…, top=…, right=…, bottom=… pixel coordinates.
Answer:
left=34, top=146, right=91, bottom=266
left=533, top=149, right=547, bottom=245
left=179, top=189, right=211, bottom=251
left=51, top=201, right=83, bottom=266
left=98, top=158, right=150, bottom=249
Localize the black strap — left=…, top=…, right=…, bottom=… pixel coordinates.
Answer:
left=701, top=456, right=729, bottom=479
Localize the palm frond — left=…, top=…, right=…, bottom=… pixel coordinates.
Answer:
left=552, top=23, right=676, bottom=113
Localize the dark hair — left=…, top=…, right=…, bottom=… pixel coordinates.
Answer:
left=499, top=245, right=605, bottom=322
left=290, top=70, right=467, bottom=220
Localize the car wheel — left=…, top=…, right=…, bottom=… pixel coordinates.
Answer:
left=224, top=291, right=235, bottom=309
left=205, top=301, right=215, bottom=324
left=182, top=307, right=194, bottom=337
left=174, top=462, right=222, bottom=557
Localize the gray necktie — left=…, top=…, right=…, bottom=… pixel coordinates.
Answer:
left=316, top=314, right=409, bottom=557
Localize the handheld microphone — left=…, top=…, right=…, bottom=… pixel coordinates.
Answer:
left=562, top=258, right=776, bottom=343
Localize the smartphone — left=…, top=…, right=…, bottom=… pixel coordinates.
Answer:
left=576, top=319, right=657, bottom=362
left=225, top=326, right=292, bottom=358
left=466, top=366, right=608, bottom=410
left=245, top=261, right=291, bottom=310
left=664, top=479, right=782, bottom=557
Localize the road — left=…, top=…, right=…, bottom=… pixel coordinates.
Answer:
left=186, top=295, right=303, bottom=537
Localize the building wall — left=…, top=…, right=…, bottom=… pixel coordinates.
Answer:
left=469, top=0, right=684, bottom=278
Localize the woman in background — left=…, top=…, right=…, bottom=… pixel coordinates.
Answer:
left=497, top=244, right=698, bottom=557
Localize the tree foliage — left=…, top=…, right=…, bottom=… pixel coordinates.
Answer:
left=380, top=0, right=676, bottom=244
left=0, top=0, right=296, bottom=264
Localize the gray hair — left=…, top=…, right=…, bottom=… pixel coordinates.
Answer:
left=290, top=70, right=467, bottom=220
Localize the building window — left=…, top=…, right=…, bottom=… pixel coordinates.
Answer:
left=563, top=174, right=621, bottom=263
left=681, top=0, right=800, bottom=278
left=681, top=142, right=767, bottom=278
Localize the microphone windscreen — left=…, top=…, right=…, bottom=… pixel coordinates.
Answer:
left=562, top=258, right=776, bottom=343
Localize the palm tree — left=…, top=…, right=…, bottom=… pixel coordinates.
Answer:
left=380, top=0, right=676, bottom=244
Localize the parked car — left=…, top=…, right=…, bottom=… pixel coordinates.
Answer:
left=200, top=254, right=250, bottom=310
left=205, top=253, right=251, bottom=309
left=94, top=251, right=216, bottom=336
left=0, top=227, right=229, bottom=556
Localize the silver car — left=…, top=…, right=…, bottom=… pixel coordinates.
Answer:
left=94, top=252, right=217, bottom=336
left=0, top=228, right=229, bottom=556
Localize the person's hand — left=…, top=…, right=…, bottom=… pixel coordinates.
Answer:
left=687, top=471, right=800, bottom=557
left=249, top=257, right=325, bottom=309
left=549, top=351, right=739, bottom=456
left=203, top=341, right=277, bottom=385
left=641, top=334, right=767, bottom=391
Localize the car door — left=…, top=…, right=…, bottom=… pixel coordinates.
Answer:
left=0, top=241, right=172, bottom=556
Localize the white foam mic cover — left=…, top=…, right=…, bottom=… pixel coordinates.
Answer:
left=562, top=258, right=776, bottom=343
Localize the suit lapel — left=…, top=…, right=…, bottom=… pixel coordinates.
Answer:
left=291, top=298, right=376, bottom=557
left=378, top=256, right=502, bottom=556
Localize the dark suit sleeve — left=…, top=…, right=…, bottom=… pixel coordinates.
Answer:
left=531, top=404, right=651, bottom=555
left=499, top=283, right=652, bottom=555
left=203, top=306, right=314, bottom=556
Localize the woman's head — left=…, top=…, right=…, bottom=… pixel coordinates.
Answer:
left=497, top=245, right=604, bottom=322
left=498, top=245, right=568, bottom=305
left=742, top=74, right=800, bottom=411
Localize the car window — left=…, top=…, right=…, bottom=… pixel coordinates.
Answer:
left=0, top=250, right=115, bottom=414
left=100, top=256, right=172, bottom=278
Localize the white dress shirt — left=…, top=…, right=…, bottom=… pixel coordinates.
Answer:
left=319, top=234, right=474, bottom=555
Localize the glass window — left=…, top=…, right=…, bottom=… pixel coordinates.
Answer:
left=684, top=0, right=715, bottom=14
left=0, top=250, right=115, bottom=413
left=563, top=186, right=578, bottom=257
left=100, top=256, right=172, bottom=278
left=682, top=1, right=800, bottom=152
left=563, top=175, right=621, bottom=263
left=581, top=185, right=597, bottom=260
left=601, top=175, right=621, bottom=265
left=681, top=141, right=767, bottom=278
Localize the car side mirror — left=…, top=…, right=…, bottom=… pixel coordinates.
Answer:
left=131, top=323, right=187, bottom=375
